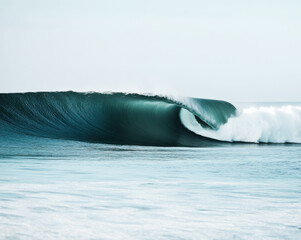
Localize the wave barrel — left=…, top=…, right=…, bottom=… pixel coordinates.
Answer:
left=0, top=92, right=236, bottom=146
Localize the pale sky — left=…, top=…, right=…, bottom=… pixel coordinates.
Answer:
left=1, top=0, right=300, bottom=101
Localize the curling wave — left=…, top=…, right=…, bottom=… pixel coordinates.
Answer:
left=1, top=92, right=300, bottom=146
left=0, top=91, right=235, bottom=146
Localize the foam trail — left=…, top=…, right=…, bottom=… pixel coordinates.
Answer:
left=180, top=105, right=301, bottom=143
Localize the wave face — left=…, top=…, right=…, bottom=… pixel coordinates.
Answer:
left=0, top=91, right=236, bottom=146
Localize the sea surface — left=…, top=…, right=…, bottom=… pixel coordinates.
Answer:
left=0, top=93, right=301, bottom=239
left=1, top=135, right=301, bottom=240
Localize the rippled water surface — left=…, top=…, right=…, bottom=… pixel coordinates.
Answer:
left=0, top=135, right=301, bottom=240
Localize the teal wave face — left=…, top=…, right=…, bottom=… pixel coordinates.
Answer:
left=0, top=91, right=236, bottom=146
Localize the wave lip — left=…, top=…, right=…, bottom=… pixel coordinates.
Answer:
left=0, top=91, right=236, bottom=147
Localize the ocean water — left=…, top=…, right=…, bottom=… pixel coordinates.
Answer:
left=1, top=135, right=301, bottom=240
left=0, top=92, right=301, bottom=239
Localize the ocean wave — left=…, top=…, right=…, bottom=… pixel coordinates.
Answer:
left=0, top=91, right=235, bottom=146
left=1, top=91, right=300, bottom=146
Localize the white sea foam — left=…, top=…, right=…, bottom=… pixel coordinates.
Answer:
left=180, top=105, right=301, bottom=143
